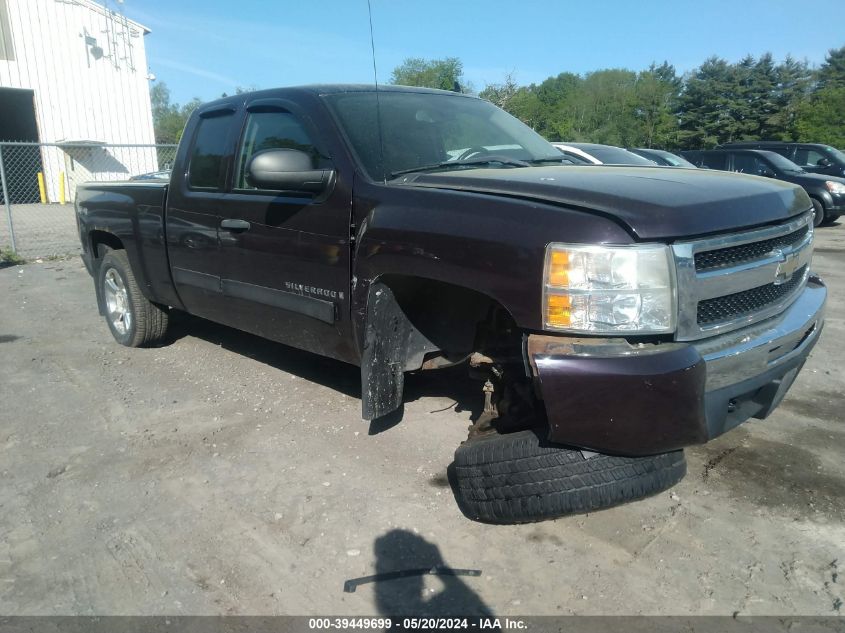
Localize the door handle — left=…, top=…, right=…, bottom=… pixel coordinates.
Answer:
left=220, top=219, right=251, bottom=232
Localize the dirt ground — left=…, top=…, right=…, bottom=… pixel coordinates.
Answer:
left=0, top=226, right=843, bottom=617
left=0, top=203, right=80, bottom=260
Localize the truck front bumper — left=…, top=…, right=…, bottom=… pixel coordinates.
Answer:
left=527, top=276, right=827, bottom=456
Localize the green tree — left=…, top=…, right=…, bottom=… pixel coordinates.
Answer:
left=765, top=56, right=812, bottom=140
left=478, top=72, right=519, bottom=109
left=677, top=56, right=745, bottom=148
left=504, top=86, right=546, bottom=131
left=795, top=86, right=845, bottom=146
left=532, top=72, right=582, bottom=139
left=817, top=45, right=845, bottom=89
left=569, top=69, right=638, bottom=145
left=794, top=46, right=845, bottom=145
left=390, top=57, right=470, bottom=92
left=150, top=82, right=200, bottom=144
left=631, top=62, right=681, bottom=147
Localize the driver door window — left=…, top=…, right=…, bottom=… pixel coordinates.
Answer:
left=235, top=111, right=321, bottom=190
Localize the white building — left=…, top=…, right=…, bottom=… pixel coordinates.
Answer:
left=0, top=0, right=158, bottom=201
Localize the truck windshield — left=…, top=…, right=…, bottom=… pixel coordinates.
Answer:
left=323, top=91, right=561, bottom=181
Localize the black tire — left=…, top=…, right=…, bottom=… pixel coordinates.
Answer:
left=98, top=250, right=169, bottom=347
left=811, top=198, right=825, bottom=228
left=453, top=429, right=686, bottom=524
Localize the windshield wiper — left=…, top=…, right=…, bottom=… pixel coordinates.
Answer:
left=389, top=156, right=530, bottom=178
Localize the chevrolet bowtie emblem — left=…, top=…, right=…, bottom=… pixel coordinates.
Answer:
left=773, top=248, right=801, bottom=285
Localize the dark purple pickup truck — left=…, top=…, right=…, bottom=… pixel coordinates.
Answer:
left=75, top=85, right=826, bottom=523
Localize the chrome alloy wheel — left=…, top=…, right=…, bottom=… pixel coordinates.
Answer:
left=103, top=268, right=132, bottom=336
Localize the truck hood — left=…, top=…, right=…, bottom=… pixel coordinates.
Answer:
left=393, top=165, right=811, bottom=240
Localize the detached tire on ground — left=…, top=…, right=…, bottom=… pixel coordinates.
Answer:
left=453, top=429, right=686, bottom=523
left=98, top=250, right=169, bottom=347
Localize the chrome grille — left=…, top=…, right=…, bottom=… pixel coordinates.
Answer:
left=672, top=210, right=814, bottom=341
left=697, top=265, right=807, bottom=325
left=694, top=224, right=810, bottom=272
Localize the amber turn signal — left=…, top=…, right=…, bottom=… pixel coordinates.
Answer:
left=548, top=250, right=569, bottom=287
left=546, top=294, right=571, bottom=327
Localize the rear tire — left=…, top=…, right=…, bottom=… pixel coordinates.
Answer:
left=453, top=429, right=686, bottom=524
left=811, top=198, right=825, bottom=228
left=98, top=250, right=169, bottom=347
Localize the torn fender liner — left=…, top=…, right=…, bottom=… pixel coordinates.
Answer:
left=360, top=282, right=442, bottom=420
left=360, top=283, right=408, bottom=420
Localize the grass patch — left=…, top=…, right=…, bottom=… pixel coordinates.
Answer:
left=0, top=247, right=26, bottom=267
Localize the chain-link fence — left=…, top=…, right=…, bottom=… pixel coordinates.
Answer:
left=0, top=142, right=177, bottom=260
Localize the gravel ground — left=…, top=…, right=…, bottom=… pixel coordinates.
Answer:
left=0, top=226, right=843, bottom=617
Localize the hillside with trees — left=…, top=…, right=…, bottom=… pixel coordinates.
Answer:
left=149, top=47, right=845, bottom=150
left=390, top=47, right=845, bottom=150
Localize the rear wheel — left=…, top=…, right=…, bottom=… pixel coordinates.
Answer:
left=453, top=428, right=686, bottom=523
left=98, top=250, right=169, bottom=347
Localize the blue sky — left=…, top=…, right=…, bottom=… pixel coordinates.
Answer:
left=120, top=0, right=845, bottom=105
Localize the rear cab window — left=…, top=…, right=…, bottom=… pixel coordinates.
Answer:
left=188, top=110, right=236, bottom=190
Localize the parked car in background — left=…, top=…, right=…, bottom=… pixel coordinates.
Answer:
left=628, top=148, right=696, bottom=168
left=682, top=148, right=845, bottom=226
left=552, top=143, right=654, bottom=165
left=718, top=142, right=845, bottom=178
left=551, top=143, right=601, bottom=164
left=129, top=170, right=172, bottom=181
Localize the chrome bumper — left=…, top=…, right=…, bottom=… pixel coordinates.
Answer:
left=694, top=276, right=826, bottom=392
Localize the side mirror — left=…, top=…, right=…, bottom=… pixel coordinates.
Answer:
left=246, top=148, right=334, bottom=194
left=760, top=169, right=776, bottom=178
left=817, top=157, right=832, bottom=167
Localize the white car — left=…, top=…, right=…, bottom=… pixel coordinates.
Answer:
left=552, top=142, right=654, bottom=166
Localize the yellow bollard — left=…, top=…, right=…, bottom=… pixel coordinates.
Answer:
left=37, top=172, right=47, bottom=204
left=59, top=172, right=66, bottom=205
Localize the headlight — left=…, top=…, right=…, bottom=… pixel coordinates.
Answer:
left=543, top=243, right=676, bottom=334
left=825, top=180, right=845, bottom=195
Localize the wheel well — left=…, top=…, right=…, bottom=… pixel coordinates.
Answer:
left=359, top=275, right=524, bottom=420
left=89, top=231, right=124, bottom=317
left=377, top=274, right=518, bottom=367
left=90, top=231, right=124, bottom=262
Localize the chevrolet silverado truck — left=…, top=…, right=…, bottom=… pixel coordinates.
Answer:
left=75, top=85, right=827, bottom=523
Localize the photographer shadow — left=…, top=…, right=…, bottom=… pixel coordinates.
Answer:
left=369, top=529, right=494, bottom=618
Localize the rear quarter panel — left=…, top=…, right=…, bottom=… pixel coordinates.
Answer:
left=76, top=181, right=183, bottom=309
